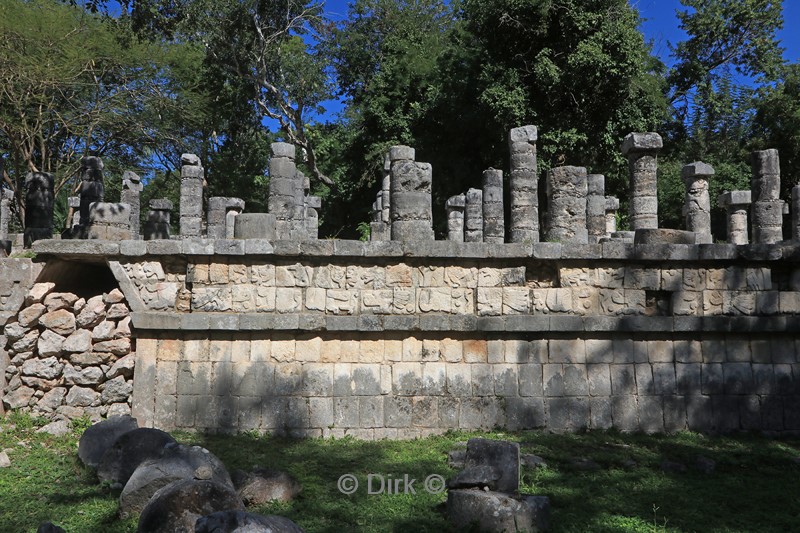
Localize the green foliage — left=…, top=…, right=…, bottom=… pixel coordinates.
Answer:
left=753, top=63, right=800, bottom=196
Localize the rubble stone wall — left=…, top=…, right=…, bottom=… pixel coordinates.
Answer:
left=5, top=239, right=800, bottom=436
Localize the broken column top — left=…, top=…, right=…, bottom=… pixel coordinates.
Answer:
left=605, top=196, right=620, bottom=210
left=509, top=125, right=538, bottom=143
left=751, top=148, right=780, bottom=175
left=181, top=153, right=201, bottom=166
left=208, top=197, right=246, bottom=211
left=122, top=170, right=143, bottom=191
left=150, top=199, right=174, bottom=210
left=682, top=161, right=715, bottom=179
left=389, top=145, right=415, bottom=162
left=446, top=194, right=466, bottom=209
left=587, top=174, right=605, bottom=196
left=621, top=132, right=663, bottom=155
left=718, top=190, right=752, bottom=207
left=1, top=188, right=12, bottom=200
left=68, top=196, right=80, bottom=208
left=271, top=142, right=296, bottom=159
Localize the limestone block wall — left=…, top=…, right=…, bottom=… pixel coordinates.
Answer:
left=18, top=239, right=800, bottom=437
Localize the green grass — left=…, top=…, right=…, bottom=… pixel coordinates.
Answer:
left=1, top=413, right=799, bottom=532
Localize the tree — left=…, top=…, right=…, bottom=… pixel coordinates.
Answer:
left=0, top=0, right=209, bottom=230
left=325, top=0, right=668, bottom=236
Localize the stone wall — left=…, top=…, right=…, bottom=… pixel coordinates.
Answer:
left=1, top=282, right=135, bottom=419
left=6, top=238, right=800, bottom=436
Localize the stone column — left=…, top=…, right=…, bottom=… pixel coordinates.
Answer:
left=179, top=153, right=204, bottom=238
left=381, top=153, right=391, bottom=224
left=682, top=162, right=714, bottom=244
left=268, top=142, right=298, bottom=240
left=621, top=132, right=662, bottom=230
left=207, top=197, right=245, bottom=240
left=389, top=145, right=434, bottom=241
left=0, top=188, right=12, bottom=254
left=482, top=168, right=504, bottom=243
left=545, top=166, right=588, bottom=243
left=143, top=199, right=173, bottom=240
left=0, top=188, right=12, bottom=240
left=87, top=202, right=131, bottom=240
left=446, top=194, right=466, bottom=242
left=464, top=188, right=483, bottom=242
left=305, top=195, right=321, bottom=239
left=121, top=171, right=143, bottom=239
left=718, top=191, right=751, bottom=245
left=508, top=125, right=539, bottom=243
left=586, top=174, right=606, bottom=243
left=23, top=171, right=54, bottom=247
left=750, top=149, right=783, bottom=244
left=370, top=191, right=389, bottom=241
left=78, top=156, right=105, bottom=229
left=605, top=197, right=619, bottom=235
left=68, top=196, right=81, bottom=229
left=793, top=185, right=800, bottom=241
left=292, top=170, right=309, bottom=239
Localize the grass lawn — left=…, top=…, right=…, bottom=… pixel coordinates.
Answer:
left=1, top=412, right=799, bottom=532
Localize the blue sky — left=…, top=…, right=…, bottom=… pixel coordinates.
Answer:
left=322, top=0, right=799, bottom=64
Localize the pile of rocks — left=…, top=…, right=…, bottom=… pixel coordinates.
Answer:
left=2, top=283, right=135, bottom=420
left=446, top=438, right=550, bottom=532
left=75, top=416, right=303, bottom=533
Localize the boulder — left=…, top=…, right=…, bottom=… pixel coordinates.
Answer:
left=136, top=479, right=244, bottom=533
left=4, top=321, right=29, bottom=342
left=0, top=451, right=11, bottom=467
left=104, top=289, right=125, bottom=305
left=37, top=330, right=66, bottom=357
left=92, top=321, right=116, bottom=341
left=63, top=329, right=93, bottom=353
left=107, top=403, right=132, bottom=417
left=447, top=449, right=466, bottom=469
left=39, top=309, right=77, bottom=336
left=447, top=465, right=501, bottom=490
left=12, top=330, right=39, bottom=352
left=22, top=356, right=63, bottom=380
left=70, top=352, right=111, bottom=366
left=36, top=522, right=66, bottom=533
left=76, top=295, right=106, bottom=328
left=39, top=387, right=67, bottom=411
left=36, top=419, right=71, bottom=437
left=18, top=303, right=46, bottom=328
left=65, top=386, right=100, bottom=407
left=97, top=427, right=176, bottom=486
left=114, top=316, right=132, bottom=338
left=64, top=364, right=104, bottom=386
left=106, top=354, right=135, bottom=379
left=195, top=511, right=305, bottom=533
left=107, top=303, right=130, bottom=319
left=4, top=387, right=37, bottom=410
left=232, top=468, right=302, bottom=506
left=447, top=489, right=550, bottom=533
left=120, top=443, right=234, bottom=517
left=25, top=282, right=56, bottom=305
left=101, top=376, right=133, bottom=404
left=464, top=438, right=520, bottom=493
left=93, top=338, right=131, bottom=356
left=43, top=292, right=79, bottom=313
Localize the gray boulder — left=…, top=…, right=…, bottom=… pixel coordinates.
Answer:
left=36, top=523, right=66, bottom=533
left=137, top=479, right=244, bottom=533
left=464, top=438, right=520, bottom=493
left=231, top=468, right=302, bottom=506
left=195, top=510, right=305, bottom=533
left=120, top=443, right=234, bottom=517
left=447, top=465, right=501, bottom=490
left=447, top=489, right=550, bottom=533
left=78, top=414, right=139, bottom=468
left=97, top=427, right=176, bottom=486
